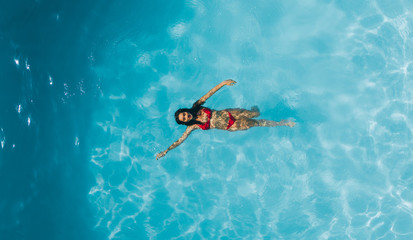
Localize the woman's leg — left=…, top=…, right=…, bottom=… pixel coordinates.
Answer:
left=228, top=117, right=295, bottom=131
left=228, top=117, right=259, bottom=131
left=226, top=106, right=260, bottom=119
left=257, top=119, right=295, bottom=127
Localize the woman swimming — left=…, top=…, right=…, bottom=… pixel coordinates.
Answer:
left=156, top=79, right=295, bottom=160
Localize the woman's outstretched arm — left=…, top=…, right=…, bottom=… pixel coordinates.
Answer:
left=192, top=79, right=237, bottom=107
left=156, top=125, right=196, bottom=160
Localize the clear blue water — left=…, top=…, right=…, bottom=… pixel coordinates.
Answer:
left=1, top=0, right=413, bottom=239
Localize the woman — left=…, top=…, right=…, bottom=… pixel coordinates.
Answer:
left=156, top=79, right=295, bottom=160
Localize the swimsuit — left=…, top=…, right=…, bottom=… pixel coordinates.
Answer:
left=197, top=108, right=211, bottom=130
left=227, top=112, right=235, bottom=129
left=197, top=108, right=235, bottom=130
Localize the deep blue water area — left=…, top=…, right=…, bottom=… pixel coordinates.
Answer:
left=1, top=0, right=413, bottom=239
left=0, top=0, right=102, bottom=239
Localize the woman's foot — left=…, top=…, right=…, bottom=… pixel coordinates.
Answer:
left=280, top=120, right=296, bottom=127
left=286, top=121, right=295, bottom=127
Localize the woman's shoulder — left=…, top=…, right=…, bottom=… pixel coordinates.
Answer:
left=187, top=125, right=200, bottom=130
left=199, top=107, right=213, bottom=113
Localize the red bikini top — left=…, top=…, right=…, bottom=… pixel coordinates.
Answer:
left=197, top=108, right=212, bottom=130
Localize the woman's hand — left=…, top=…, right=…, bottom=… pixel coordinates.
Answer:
left=156, top=151, right=167, bottom=160
left=224, top=79, right=237, bottom=86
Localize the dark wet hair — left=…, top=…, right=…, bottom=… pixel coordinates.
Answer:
left=175, top=103, right=204, bottom=126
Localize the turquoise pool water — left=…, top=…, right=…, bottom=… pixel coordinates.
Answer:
left=1, top=0, right=413, bottom=239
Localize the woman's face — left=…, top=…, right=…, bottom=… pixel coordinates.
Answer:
left=178, top=112, right=193, bottom=122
